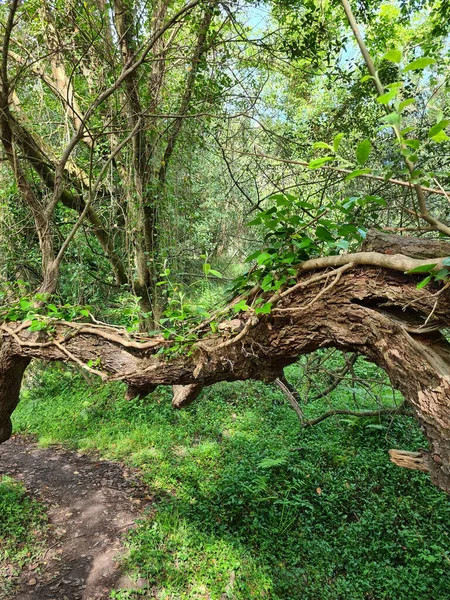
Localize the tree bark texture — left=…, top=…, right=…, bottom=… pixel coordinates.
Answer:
left=0, top=339, right=30, bottom=443
left=2, top=240, right=450, bottom=492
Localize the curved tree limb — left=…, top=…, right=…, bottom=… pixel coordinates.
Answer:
left=0, top=265, right=449, bottom=486
left=233, top=150, right=450, bottom=198
left=1, top=232, right=450, bottom=492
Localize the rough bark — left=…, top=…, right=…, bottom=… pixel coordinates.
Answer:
left=2, top=239, right=450, bottom=492
left=0, top=339, right=30, bottom=443
left=362, top=229, right=450, bottom=258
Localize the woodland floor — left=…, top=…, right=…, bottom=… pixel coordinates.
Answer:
left=3, top=368, right=450, bottom=599
left=0, top=435, right=152, bottom=600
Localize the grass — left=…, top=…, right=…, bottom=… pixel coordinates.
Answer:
left=0, top=475, right=48, bottom=598
left=10, top=360, right=450, bottom=599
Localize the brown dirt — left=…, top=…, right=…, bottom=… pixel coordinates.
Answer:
left=0, top=435, right=152, bottom=600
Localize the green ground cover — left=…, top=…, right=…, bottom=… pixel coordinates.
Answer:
left=0, top=475, right=48, bottom=598
left=10, top=363, right=450, bottom=600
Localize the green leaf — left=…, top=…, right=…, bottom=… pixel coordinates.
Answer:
left=380, top=113, right=401, bottom=126
left=79, top=309, right=90, bottom=317
left=202, top=263, right=211, bottom=275
left=233, top=300, right=250, bottom=313
left=245, top=250, right=262, bottom=262
left=338, top=224, right=357, bottom=236
left=19, top=299, right=32, bottom=311
left=294, top=236, right=313, bottom=249
left=28, top=320, right=45, bottom=332
left=280, top=252, right=297, bottom=264
left=308, top=156, right=335, bottom=169
left=356, top=140, right=371, bottom=165
left=255, top=302, right=272, bottom=315
left=386, top=81, right=403, bottom=90
left=261, top=274, right=274, bottom=291
left=360, top=75, right=374, bottom=82
left=269, top=193, right=291, bottom=206
left=345, top=168, right=371, bottom=181
left=404, top=139, right=420, bottom=150
left=334, top=239, right=349, bottom=250
left=296, top=199, right=315, bottom=209
left=313, top=141, right=333, bottom=150
left=377, top=89, right=397, bottom=105
left=256, top=252, right=273, bottom=265
left=399, top=98, right=415, bottom=111
left=208, top=269, right=223, bottom=279
left=258, top=456, right=287, bottom=469
left=210, top=321, right=218, bottom=333
left=431, top=130, right=450, bottom=143
left=342, top=196, right=359, bottom=210
left=333, top=133, right=344, bottom=153
left=382, top=49, right=402, bottom=63
left=246, top=216, right=262, bottom=226
left=417, top=275, right=432, bottom=289
left=287, top=216, right=303, bottom=227
left=403, top=57, right=436, bottom=72
left=442, top=257, right=450, bottom=266
left=429, top=119, right=450, bottom=139
left=315, top=226, right=334, bottom=242
left=434, top=269, right=449, bottom=281
left=360, top=195, right=386, bottom=207
left=34, top=293, right=49, bottom=302
left=406, top=263, right=437, bottom=274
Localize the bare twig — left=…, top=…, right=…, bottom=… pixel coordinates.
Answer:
left=233, top=150, right=450, bottom=198
left=304, top=403, right=411, bottom=427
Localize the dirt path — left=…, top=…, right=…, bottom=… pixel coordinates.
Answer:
left=0, top=436, right=151, bottom=600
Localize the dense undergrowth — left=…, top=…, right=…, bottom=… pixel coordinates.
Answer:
left=0, top=475, right=48, bottom=598
left=8, top=361, right=450, bottom=600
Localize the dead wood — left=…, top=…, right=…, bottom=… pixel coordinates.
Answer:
left=389, top=449, right=431, bottom=473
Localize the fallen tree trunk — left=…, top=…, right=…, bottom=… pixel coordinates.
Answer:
left=2, top=236, right=450, bottom=492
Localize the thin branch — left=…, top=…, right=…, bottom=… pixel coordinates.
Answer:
left=46, top=0, right=203, bottom=218
left=340, top=0, right=450, bottom=237
left=310, top=354, right=358, bottom=401
left=303, top=403, right=412, bottom=427
left=54, top=117, right=143, bottom=267
left=234, top=150, right=450, bottom=198
left=275, top=376, right=306, bottom=424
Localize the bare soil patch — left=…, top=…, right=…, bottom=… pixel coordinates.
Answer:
left=0, top=435, right=151, bottom=599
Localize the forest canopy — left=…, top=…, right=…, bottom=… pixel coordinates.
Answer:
left=1, top=0, right=450, bottom=493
